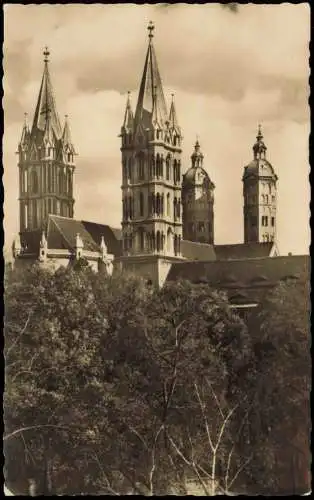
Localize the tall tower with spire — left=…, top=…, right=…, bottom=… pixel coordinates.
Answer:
left=182, top=139, right=215, bottom=244
left=119, top=22, right=183, bottom=274
left=17, top=47, right=76, bottom=251
left=242, top=125, right=278, bottom=244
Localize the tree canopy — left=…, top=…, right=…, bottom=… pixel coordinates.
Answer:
left=4, top=264, right=310, bottom=495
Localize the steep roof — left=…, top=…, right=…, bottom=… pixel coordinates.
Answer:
left=81, top=221, right=122, bottom=256
left=214, top=242, right=275, bottom=261
left=181, top=240, right=216, bottom=261
left=30, top=48, right=62, bottom=144
left=167, top=255, right=309, bottom=305
left=134, top=23, right=168, bottom=131
left=46, top=216, right=122, bottom=256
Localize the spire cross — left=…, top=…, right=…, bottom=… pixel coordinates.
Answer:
left=148, top=21, right=155, bottom=40
left=43, top=46, right=50, bottom=63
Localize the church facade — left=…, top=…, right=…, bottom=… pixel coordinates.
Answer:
left=13, top=24, right=283, bottom=288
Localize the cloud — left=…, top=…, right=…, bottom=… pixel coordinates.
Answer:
left=3, top=3, right=310, bottom=256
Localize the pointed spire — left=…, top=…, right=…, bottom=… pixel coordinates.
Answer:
left=43, top=109, right=55, bottom=147
left=31, top=47, right=62, bottom=144
left=134, top=23, right=168, bottom=130
left=100, top=235, right=108, bottom=254
left=40, top=230, right=47, bottom=249
left=253, top=123, right=267, bottom=160
left=168, top=93, right=181, bottom=134
left=19, top=113, right=30, bottom=150
left=62, top=115, right=76, bottom=154
left=121, top=91, right=134, bottom=133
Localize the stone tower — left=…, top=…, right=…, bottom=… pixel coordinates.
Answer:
left=120, top=22, right=183, bottom=259
left=17, top=47, right=76, bottom=251
left=242, top=125, right=278, bottom=244
left=182, top=140, right=215, bottom=244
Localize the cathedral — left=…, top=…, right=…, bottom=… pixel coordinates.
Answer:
left=13, top=24, right=308, bottom=295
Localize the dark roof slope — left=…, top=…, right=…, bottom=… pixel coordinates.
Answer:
left=82, top=221, right=122, bottom=256
left=47, top=216, right=122, bottom=256
left=181, top=240, right=216, bottom=261
left=167, top=255, right=309, bottom=305
left=214, top=242, right=274, bottom=261
left=48, top=216, right=99, bottom=252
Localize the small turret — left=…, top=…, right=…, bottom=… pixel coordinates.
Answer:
left=253, top=124, right=267, bottom=160
left=39, top=231, right=48, bottom=262
left=75, top=233, right=84, bottom=259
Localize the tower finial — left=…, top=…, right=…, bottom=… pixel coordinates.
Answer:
left=148, top=21, right=155, bottom=41
left=43, top=46, right=50, bottom=63
left=24, top=112, right=28, bottom=125
left=257, top=123, right=263, bottom=140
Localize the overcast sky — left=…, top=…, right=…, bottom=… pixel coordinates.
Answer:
left=3, top=3, right=310, bottom=256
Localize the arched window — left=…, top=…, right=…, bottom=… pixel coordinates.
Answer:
left=166, top=155, right=171, bottom=180
left=156, top=193, right=161, bottom=215
left=177, top=199, right=181, bottom=218
left=151, top=194, right=156, bottom=214
left=151, top=232, right=155, bottom=251
left=138, top=153, right=144, bottom=180
left=58, top=170, right=63, bottom=193
left=160, top=155, right=164, bottom=178
left=139, top=228, right=145, bottom=251
left=156, top=231, right=161, bottom=252
left=139, top=192, right=144, bottom=217
left=24, top=170, right=28, bottom=193
left=30, top=170, right=39, bottom=193
left=128, top=196, right=133, bottom=219
left=173, top=160, right=177, bottom=184
left=156, top=154, right=161, bottom=178
left=167, top=228, right=172, bottom=253
left=128, top=157, right=132, bottom=180
left=24, top=203, right=28, bottom=229
left=150, top=155, right=155, bottom=178
left=177, top=160, right=181, bottom=182
left=174, top=197, right=177, bottom=219
left=167, top=193, right=170, bottom=216
left=174, top=234, right=178, bottom=256
left=161, top=193, right=164, bottom=216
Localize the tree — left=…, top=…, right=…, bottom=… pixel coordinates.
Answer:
left=242, top=276, right=311, bottom=494
left=4, top=268, right=254, bottom=495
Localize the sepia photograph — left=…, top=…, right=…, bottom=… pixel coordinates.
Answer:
left=3, top=3, right=311, bottom=496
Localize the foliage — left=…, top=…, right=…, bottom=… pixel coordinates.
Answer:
left=6, top=264, right=309, bottom=495
left=242, top=277, right=311, bottom=494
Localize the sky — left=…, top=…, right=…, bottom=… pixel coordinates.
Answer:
left=3, top=3, right=310, bottom=257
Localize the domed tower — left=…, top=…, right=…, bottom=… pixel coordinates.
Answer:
left=17, top=47, right=76, bottom=252
left=242, top=125, right=278, bottom=244
left=182, top=139, right=215, bottom=244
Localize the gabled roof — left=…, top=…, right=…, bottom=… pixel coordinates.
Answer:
left=214, top=242, right=275, bottom=261
left=181, top=240, right=216, bottom=262
left=45, top=215, right=122, bottom=257
left=167, top=255, right=310, bottom=305
left=48, top=216, right=99, bottom=252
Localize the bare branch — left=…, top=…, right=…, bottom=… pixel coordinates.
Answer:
left=128, top=426, right=149, bottom=451
left=205, top=377, right=225, bottom=420
left=194, top=382, right=214, bottom=452
left=5, top=312, right=32, bottom=357
left=227, top=454, right=253, bottom=491
left=3, top=424, right=70, bottom=441
left=215, top=403, right=239, bottom=453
